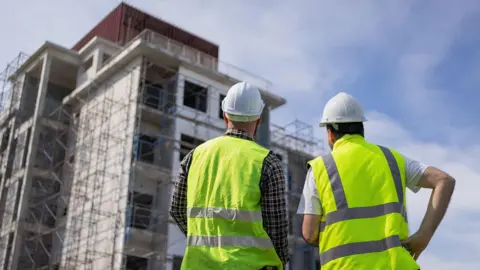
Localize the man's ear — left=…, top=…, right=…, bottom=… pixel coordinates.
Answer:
left=256, top=116, right=262, bottom=126
left=223, top=112, right=228, bottom=125
left=327, top=128, right=335, bottom=145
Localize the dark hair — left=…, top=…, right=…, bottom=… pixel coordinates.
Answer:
left=326, top=122, right=364, bottom=140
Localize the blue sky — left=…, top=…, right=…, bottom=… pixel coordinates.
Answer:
left=1, top=0, right=479, bottom=269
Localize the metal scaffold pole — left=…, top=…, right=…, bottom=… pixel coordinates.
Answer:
left=271, top=119, right=323, bottom=269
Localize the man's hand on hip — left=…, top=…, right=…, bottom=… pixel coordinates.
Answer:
left=401, top=230, right=432, bottom=260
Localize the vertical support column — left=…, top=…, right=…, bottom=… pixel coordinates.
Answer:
left=96, top=45, right=105, bottom=72
left=256, top=106, right=271, bottom=148
left=9, top=54, right=51, bottom=270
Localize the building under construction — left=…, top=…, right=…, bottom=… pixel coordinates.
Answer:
left=0, top=3, right=323, bottom=270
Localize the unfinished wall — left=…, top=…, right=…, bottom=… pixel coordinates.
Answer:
left=61, top=57, right=141, bottom=270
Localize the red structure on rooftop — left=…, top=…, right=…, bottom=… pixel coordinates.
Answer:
left=72, top=2, right=219, bottom=58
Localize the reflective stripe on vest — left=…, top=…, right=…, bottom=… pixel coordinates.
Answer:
left=319, top=145, right=407, bottom=265
left=186, top=207, right=269, bottom=248
left=187, top=207, right=263, bottom=222
left=187, top=235, right=274, bottom=248
left=321, top=235, right=402, bottom=265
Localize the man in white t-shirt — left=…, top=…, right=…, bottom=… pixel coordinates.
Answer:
left=297, top=92, right=455, bottom=269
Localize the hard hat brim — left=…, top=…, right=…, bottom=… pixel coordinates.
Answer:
left=225, top=113, right=261, bottom=122
left=319, top=119, right=367, bottom=127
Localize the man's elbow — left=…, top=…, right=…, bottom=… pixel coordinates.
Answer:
left=421, top=167, right=456, bottom=191
left=438, top=173, right=456, bottom=192
left=302, top=231, right=318, bottom=246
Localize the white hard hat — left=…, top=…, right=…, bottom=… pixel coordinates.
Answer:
left=221, top=81, right=265, bottom=122
left=319, top=92, right=367, bottom=127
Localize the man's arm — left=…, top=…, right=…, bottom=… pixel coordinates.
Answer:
left=169, top=150, right=194, bottom=236
left=302, top=215, right=321, bottom=246
left=261, top=153, right=290, bottom=265
left=402, top=160, right=455, bottom=259
left=298, top=168, right=323, bottom=246
left=415, top=166, right=455, bottom=237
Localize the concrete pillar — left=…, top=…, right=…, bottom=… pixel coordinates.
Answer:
left=256, top=106, right=271, bottom=148
left=10, top=54, right=51, bottom=270
left=94, top=48, right=103, bottom=72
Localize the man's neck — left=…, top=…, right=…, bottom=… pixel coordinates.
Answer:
left=226, top=126, right=254, bottom=138
left=225, top=128, right=255, bottom=139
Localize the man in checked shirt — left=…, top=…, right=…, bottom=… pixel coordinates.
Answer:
left=169, top=81, right=290, bottom=270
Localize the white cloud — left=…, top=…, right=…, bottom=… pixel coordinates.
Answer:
left=418, top=254, right=479, bottom=270
left=137, top=0, right=420, bottom=95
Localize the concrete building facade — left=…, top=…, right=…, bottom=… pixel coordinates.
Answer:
left=0, top=3, right=322, bottom=270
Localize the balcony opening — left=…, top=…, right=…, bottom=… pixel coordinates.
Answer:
left=83, top=56, right=93, bottom=71
left=18, top=232, right=52, bottom=269
left=11, top=179, right=23, bottom=222
left=179, top=134, right=205, bottom=161
left=183, top=80, right=207, bottom=113
left=4, top=138, right=16, bottom=178
left=21, top=128, right=31, bottom=168
left=128, top=191, right=153, bottom=230
left=35, top=126, right=66, bottom=171
left=102, top=53, right=112, bottom=65
left=3, top=232, right=14, bottom=270
left=218, top=93, right=226, bottom=119
left=20, top=75, right=39, bottom=121
left=43, top=82, right=74, bottom=120
left=125, top=255, right=148, bottom=270
left=172, top=256, right=184, bottom=270
left=142, top=81, right=164, bottom=110
left=137, top=134, right=156, bottom=163
left=0, top=128, right=10, bottom=152
left=0, top=184, right=7, bottom=226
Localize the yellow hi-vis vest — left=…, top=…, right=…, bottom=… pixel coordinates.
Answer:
left=182, top=135, right=283, bottom=270
left=308, top=135, right=420, bottom=270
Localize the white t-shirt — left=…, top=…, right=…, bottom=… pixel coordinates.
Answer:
left=296, top=155, right=429, bottom=215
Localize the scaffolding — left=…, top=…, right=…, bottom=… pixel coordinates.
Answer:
left=0, top=52, right=29, bottom=269
left=0, top=52, right=28, bottom=114
left=271, top=120, right=324, bottom=269
left=271, top=120, right=323, bottom=158
left=0, top=32, right=323, bottom=270
left=0, top=45, right=227, bottom=269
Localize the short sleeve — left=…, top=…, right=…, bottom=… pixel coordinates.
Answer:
left=296, top=168, right=323, bottom=215
left=403, top=154, right=429, bottom=193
